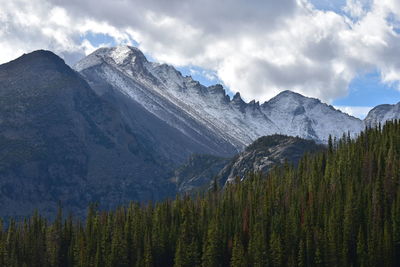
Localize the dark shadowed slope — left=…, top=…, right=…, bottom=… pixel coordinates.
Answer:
left=0, top=50, right=181, bottom=218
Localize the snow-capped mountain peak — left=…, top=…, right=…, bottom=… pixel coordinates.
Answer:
left=265, top=90, right=318, bottom=107
left=75, top=46, right=366, bottom=150
left=75, top=46, right=147, bottom=72
left=262, top=89, right=363, bottom=143
left=110, top=45, right=144, bottom=65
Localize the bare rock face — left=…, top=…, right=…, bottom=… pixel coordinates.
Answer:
left=218, top=135, right=324, bottom=184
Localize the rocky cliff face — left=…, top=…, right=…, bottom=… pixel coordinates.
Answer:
left=173, top=135, right=324, bottom=193
left=219, top=135, right=324, bottom=184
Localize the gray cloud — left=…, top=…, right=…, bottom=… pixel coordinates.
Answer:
left=0, top=0, right=87, bottom=64
left=52, top=0, right=297, bottom=36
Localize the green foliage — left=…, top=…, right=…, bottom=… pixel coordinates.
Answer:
left=1, top=121, right=400, bottom=266
left=230, top=234, right=246, bottom=267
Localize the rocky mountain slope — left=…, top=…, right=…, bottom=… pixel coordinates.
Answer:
left=218, top=134, right=324, bottom=184
left=75, top=46, right=364, bottom=148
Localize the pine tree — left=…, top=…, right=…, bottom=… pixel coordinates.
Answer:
left=356, top=227, right=367, bottom=267
left=230, top=234, right=246, bottom=267
left=393, top=187, right=400, bottom=266
left=298, top=239, right=306, bottom=267
left=269, top=231, right=282, bottom=267
left=174, top=203, right=200, bottom=267
left=248, top=224, right=267, bottom=267
left=143, top=234, right=153, bottom=267
left=202, top=219, right=223, bottom=267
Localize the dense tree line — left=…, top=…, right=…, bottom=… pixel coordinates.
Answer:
left=1, top=121, right=400, bottom=266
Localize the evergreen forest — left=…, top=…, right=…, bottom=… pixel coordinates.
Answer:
left=1, top=122, right=400, bottom=267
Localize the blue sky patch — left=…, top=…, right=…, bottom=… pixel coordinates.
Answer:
left=82, top=32, right=116, bottom=46
left=333, top=70, right=400, bottom=107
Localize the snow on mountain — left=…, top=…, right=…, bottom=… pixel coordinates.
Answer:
left=364, top=103, right=400, bottom=127
left=75, top=46, right=240, bottom=156
left=262, top=91, right=364, bottom=143
left=75, top=46, right=365, bottom=150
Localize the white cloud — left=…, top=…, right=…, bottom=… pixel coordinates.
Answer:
left=0, top=0, right=133, bottom=64
left=1, top=0, right=400, bottom=104
left=0, top=0, right=80, bottom=64
left=343, top=0, right=370, bottom=19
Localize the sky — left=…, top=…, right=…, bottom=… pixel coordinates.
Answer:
left=1, top=0, right=400, bottom=119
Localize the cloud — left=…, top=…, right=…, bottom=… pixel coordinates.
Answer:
left=343, top=0, right=370, bottom=19
left=0, top=0, right=133, bottom=65
left=1, top=0, right=400, bottom=104
left=0, top=0, right=81, bottom=64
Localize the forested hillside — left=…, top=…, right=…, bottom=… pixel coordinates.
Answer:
left=1, top=122, right=400, bottom=266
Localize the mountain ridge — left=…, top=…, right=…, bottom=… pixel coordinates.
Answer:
left=75, top=45, right=364, bottom=147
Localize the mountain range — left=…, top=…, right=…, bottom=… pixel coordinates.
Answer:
left=1, top=46, right=400, bottom=217
left=75, top=46, right=364, bottom=148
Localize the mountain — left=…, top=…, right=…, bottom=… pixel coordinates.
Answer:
left=2, top=47, right=397, bottom=218
left=218, top=134, right=324, bottom=184
left=173, top=135, right=324, bottom=193
left=75, top=46, right=239, bottom=155
left=364, top=102, right=400, bottom=127
left=0, top=50, right=179, bottom=218
left=75, top=46, right=364, bottom=148
left=262, top=91, right=363, bottom=143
